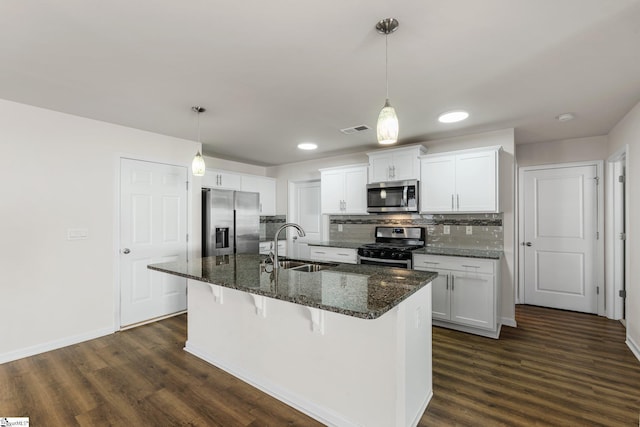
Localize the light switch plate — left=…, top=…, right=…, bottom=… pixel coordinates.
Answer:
left=466, top=226, right=473, bottom=235
left=443, top=225, right=450, bottom=235
left=67, top=228, right=89, bottom=240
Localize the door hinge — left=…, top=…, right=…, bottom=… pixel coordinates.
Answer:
left=186, top=233, right=189, bottom=242
left=186, top=181, right=189, bottom=191
left=596, top=231, right=600, bottom=240
left=620, top=232, right=626, bottom=240
left=619, top=289, right=626, bottom=299
left=596, top=286, right=599, bottom=295
left=618, top=175, right=625, bottom=183
left=594, top=176, right=600, bottom=185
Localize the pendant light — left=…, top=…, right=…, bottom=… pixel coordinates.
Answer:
left=376, top=18, right=399, bottom=145
left=191, top=106, right=206, bottom=177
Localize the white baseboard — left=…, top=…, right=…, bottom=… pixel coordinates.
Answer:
left=627, top=334, right=640, bottom=363
left=501, top=317, right=517, bottom=328
left=409, top=391, right=433, bottom=427
left=185, top=342, right=360, bottom=427
left=0, top=327, right=113, bottom=365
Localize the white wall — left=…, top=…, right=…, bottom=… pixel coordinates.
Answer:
left=0, top=99, right=201, bottom=363
left=203, top=155, right=267, bottom=176
left=607, top=100, right=640, bottom=360
left=516, top=136, right=608, bottom=167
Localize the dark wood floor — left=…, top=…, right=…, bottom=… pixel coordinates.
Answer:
left=1, top=305, right=639, bottom=426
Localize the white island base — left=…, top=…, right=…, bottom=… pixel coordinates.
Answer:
left=185, top=279, right=433, bottom=427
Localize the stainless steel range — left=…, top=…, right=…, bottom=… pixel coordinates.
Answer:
left=357, top=226, right=425, bottom=269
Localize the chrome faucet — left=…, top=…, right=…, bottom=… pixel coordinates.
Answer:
left=271, top=223, right=306, bottom=270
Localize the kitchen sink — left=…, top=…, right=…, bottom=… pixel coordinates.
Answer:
left=278, top=259, right=338, bottom=272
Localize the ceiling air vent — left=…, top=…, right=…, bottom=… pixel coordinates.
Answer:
left=340, top=124, right=371, bottom=135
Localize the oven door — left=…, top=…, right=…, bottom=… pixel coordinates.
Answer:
left=358, top=256, right=411, bottom=269
left=366, top=180, right=418, bottom=213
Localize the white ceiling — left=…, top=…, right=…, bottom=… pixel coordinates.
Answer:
left=2, top=1, right=640, bottom=166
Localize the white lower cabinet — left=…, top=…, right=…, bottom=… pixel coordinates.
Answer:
left=308, top=246, right=358, bottom=264
left=414, top=254, right=501, bottom=338
left=260, top=240, right=287, bottom=256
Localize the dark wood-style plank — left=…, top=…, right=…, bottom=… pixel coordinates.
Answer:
left=1, top=305, right=639, bottom=426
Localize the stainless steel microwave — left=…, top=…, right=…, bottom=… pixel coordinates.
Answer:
left=366, top=180, right=419, bottom=213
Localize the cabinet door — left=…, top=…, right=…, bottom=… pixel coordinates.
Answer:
left=205, top=169, right=242, bottom=190
left=368, top=155, right=393, bottom=183
left=391, top=151, right=419, bottom=181
left=321, top=170, right=345, bottom=214
left=431, top=271, right=451, bottom=321
left=343, top=167, right=368, bottom=214
left=420, top=156, right=456, bottom=212
left=241, top=175, right=276, bottom=216
left=455, top=151, right=497, bottom=212
left=309, top=246, right=357, bottom=264
left=259, top=241, right=273, bottom=255
left=450, top=272, right=495, bottom=330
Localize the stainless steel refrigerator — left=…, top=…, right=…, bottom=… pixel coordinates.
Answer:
left=202, top=188, right=260, bottom=256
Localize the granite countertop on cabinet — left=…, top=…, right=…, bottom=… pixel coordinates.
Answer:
left=304, top=241, right=364, bottom=249
left=413, top=246, right=502, bottom=260
left=148, top=254, right=436, bottom=320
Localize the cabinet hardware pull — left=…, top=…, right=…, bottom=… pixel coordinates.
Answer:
left=445, top=275, right=449, bottom=290
left=315, top=251, right=326, bottom=254
left=461, top=265, right=480, bottom=268
left=451, top=276, right=454, bottom=291
left=457, top=194, right=460, bottom=210
left=338, top=253, right=349, bottom=256
left=451, top=194, right=454, bottom=210
left=423, top=261, right=439, bottom=264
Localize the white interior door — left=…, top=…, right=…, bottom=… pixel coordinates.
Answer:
left=522, top=164, right=598, bottom=313
left=120, top=158, right=188, bottom=327
left=288, top=180, right=322, bottom=259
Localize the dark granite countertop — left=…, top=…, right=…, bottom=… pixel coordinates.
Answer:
left=304, top=241, right=364, bottom=249
left=148, top=254, right=436, bottom=320
left=412, top=247, right=502, bottom=260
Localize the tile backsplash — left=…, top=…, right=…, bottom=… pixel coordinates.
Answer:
left=260, top=215, right=286, bottom=240
left=329, top=213, right=503, bottom=250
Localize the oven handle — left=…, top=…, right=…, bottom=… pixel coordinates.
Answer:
left=358, top=256, right=411, bottom=266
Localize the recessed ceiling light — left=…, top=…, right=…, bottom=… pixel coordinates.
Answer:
left=297, top=142, right=318, bottom=150
left=438, top=110, right=469, bottom=123
left=556, top=113, right=575, bottom=122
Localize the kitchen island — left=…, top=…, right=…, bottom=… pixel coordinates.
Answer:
left=148, top=255, right=436, bottom=427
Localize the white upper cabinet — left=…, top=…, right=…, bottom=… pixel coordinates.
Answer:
left=241, top=175, right=277, bottom=216
left=320, top=164, right=368, bottom=215
left=202, top=168, right=242, bottom=190
left=367, top=144, right=427, bottom=183
left=203, top=169, right=277, bottom=216
left=420, top=146, right=501, bottom=213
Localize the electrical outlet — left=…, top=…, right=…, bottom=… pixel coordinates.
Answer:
left=443, top=225, right=450, bottom=235
left=466, top=226, right=473, bottom=235
left=338, top=224, right=343, bottom=232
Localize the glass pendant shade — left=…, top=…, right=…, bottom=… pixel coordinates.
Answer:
left=377, top=99, right=399, bottom=145
left=192, top=151, right=206, bottom=176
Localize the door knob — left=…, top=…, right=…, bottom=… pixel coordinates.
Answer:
left=522, top=242, right=532, bottom=247
left=122, top=248, right=131, bottom=254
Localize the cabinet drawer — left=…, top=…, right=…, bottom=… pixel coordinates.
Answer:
left=413, top=254, right=494, bottom=275
left=309, top=246, right=357, bottom=264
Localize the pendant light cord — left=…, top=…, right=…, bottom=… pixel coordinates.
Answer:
left=385, top=33, right=389, bottom=99
left=197, top=110, right=201, bottom=144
